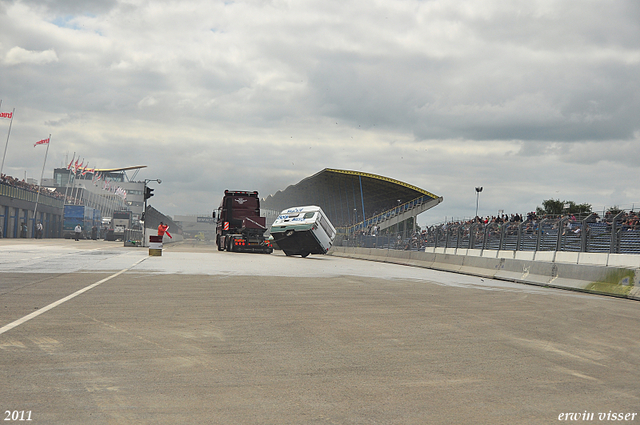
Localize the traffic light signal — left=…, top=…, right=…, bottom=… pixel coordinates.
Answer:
left=144, top=186, right=154, bottom=200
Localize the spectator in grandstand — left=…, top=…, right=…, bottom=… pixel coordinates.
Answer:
left=1, top=173, right=64, bottom=200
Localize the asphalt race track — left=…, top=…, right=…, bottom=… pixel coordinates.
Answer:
left=1, top=239, right=639, bottom=424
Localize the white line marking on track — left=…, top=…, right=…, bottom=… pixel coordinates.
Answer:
left=0, top=256, right=148, bottom=336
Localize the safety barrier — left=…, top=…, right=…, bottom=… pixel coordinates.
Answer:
left=342, top=211, right=640, bottom=255
left=422, top=213, right=640, bottom=254
left=329, top=246, right=640, bottom=301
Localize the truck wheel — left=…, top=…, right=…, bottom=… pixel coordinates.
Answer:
left=216, top=236, right=223, bottom=251
left=301, top=252, right=310, bottom=258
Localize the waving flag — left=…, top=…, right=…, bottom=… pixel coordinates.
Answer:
left=67, top=154, right=75, bottom=170
left=34, top=137, right=50, bottom=147
left=0, top=112, right=12, bottom=119
left=115, top=187, right=127, bottom=200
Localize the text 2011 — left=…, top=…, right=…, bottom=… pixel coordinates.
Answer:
left=4, top=411, right=32, bottom=421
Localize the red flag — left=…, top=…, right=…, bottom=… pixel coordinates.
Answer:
left=67, top=154, right=75, bottom=170
left=34, top=137, right=50, bottom=147
left=0, top=112, right=13, bottom=119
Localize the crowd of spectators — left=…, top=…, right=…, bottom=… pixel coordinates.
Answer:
left=348, top=208, right=640, bottom=251
left=1, top=173, right=66, bottom=201
left=1, top=173, right=127, bottom=208
left=608, top=211, right=640, bottom=231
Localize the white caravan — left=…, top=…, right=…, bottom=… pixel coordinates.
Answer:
left=270, top=206, right=336, bottom=257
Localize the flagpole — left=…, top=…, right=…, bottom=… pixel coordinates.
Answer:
left=78, top=163, right=88, bottom=207
left=71, top=171, right=77, bottom=205
left=72, top=172, right=78, bottom=205
left=72, top=158, right=84, bottom=205
left=32, top=135, right=51, bottom=238
left=75, top=175, right=81, bottom=204
left=0, top=108, right=15, bottom=177
left=64, top=152, right=75, bottom=204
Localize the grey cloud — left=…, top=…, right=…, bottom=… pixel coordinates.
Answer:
left=2, top=0, right=640, bottom=222
left=44, top=113, right=86, bottom=127
left=306, top=46, right=639, bottom=142
left=17, top=0, right=118, bottom=15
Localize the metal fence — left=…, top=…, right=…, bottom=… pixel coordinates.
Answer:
left=344, top=194, right=435, bottom=235
left=338, top=211, right=640, bottom=254
left=124, top=229, right=144, bottom=247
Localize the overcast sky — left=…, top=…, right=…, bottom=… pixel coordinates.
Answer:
left=1, top=0, right=639, bottom=226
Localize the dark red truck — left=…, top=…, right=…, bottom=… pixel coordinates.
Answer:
left=214, top=190, right=273, bottom=253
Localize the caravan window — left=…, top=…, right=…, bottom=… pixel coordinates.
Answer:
left=304, top=212, right=316, bottom=219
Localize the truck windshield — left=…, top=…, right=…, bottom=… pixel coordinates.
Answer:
left=233, top=197, right=258, bottom=210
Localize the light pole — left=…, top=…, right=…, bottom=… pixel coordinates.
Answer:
left=475, top=187, right=483, bottom=218
left=143, top=178, right=161, bottom=246
left=396, top=199, right=401, bottom=238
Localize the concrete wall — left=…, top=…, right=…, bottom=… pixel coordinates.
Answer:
left=329, top=247, right=640, bottom=301
left=144, top=227, right=184, bottom=245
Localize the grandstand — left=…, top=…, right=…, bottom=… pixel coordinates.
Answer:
left=421, top=212, right=640, bottom=255
left=1, top=174, right=64, bottom=238
left=261, top=168, right=443, bottom=235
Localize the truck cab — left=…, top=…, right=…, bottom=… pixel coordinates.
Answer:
left=215, top=190, right=272, bottom=253
left=105, top=210, right=132, bottom=241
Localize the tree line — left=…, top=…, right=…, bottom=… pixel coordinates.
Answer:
left=536, top=199, right=623, bottom=216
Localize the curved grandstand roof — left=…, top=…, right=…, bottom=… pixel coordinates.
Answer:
left=262, top=168, right=442, bottom=229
